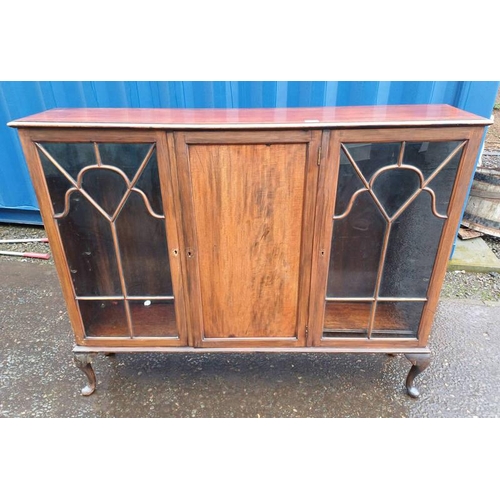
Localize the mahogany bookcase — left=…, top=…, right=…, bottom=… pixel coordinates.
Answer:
left=9, top=105, right=490, bottom=397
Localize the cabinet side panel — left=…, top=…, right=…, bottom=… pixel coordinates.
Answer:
left=189, top=142, right=307, bottom=338
left=17, top=130, right=85, bottom=342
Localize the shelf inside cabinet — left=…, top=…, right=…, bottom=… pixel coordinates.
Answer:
left=79, top=300, right=177, bottom=338
left=323, top=301, right=424, bottom=338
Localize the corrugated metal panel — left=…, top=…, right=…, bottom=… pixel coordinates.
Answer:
left=0, top=81, right=498, bottom=224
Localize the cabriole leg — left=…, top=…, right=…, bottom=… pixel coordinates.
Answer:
left=404, top=353, right=431, bottom=398
left=74, top=353, right=97, bottom=396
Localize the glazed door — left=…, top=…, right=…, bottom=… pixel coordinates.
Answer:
left=19, top=129, right=187, bottom=347
left=308, top=127, right=484, bottom=348
left=173, top=130, right=322, bottom=347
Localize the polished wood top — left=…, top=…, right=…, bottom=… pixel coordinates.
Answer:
left=8, top=104, right=492, bottom=129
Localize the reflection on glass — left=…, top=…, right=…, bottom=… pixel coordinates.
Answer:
left=79, top=300, right=128, bottom=337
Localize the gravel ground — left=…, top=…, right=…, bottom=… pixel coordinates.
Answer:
left=441, top=269, right=500, bottom=301
left=483, top=235, right=500, bottom=259
left=480, top=151, right=500, bottom=172
left=0, top=224, right=51, bottom=265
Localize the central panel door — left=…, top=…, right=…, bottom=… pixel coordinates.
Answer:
left=173, top=130, right=322, bottom=347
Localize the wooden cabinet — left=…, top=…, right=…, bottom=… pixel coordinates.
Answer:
left=9, top=105, right=490, bottom=398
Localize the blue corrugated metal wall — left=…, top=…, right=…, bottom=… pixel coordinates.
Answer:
left=0, top=81, right=498, bottom=224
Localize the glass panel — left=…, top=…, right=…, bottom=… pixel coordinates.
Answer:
left=328, top=191, right=385, bottom=297
left=344, top=142, right=400, bottom=182
left=372, top=301, right=424, bottom=338
left=115, top=191, right=172, bottom=297
left=39, top=152, right=74, bottom=214
left=324, top=139, right=462, bottom=340
left=404, top=141, right=463, bottom=215
left=130, top=300, right=177, bottom=337
left=57, top=193, right=122, bottom=296
left=135, top=151, right=163, bottom=215
left=427, top=152, right=463, bottom=216
left=39, top=143, right=96, bottom=179
left=40, top=141, right=180, bottom=340
left=403, top=141, right=462, bottom=179
left=79, top=300, right=129, bottom=337
left=323, top=301, right=370, bottom=335
left=372, top=168, right=421, bottom=218
left=335, top=149, right=365, bottom=216
left=98, top=143, right=152, bottom=181
left=80, top=168, right=128, bottom=217
left=380, top=192, right=445, bottom=298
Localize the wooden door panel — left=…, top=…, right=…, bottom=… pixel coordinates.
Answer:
left=175, top=131, right=321, bottom=346
left=190, top=143, right=306, bottom=338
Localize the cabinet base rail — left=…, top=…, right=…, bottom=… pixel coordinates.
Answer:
left=73, top=346, right=431, bottom=398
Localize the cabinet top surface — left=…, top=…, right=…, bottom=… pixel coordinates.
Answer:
left=8, top=104, right=491, bottom=129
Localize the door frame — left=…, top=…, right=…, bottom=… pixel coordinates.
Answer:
left=171, top=129, right=323, bottom=348
left=18, top=128, right=189, bottom=348
left=307, top=126, right=484, bottom=348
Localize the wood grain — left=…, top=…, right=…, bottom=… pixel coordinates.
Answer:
left=308, top=130, right=337, bottom=346
left=183, top=131, right=312, bottom=144
left=188, top=141, right=307, bottom=338
left=8, top=105, right=491, bottom=130
left=172, top=132, right=206, bottom=347
left=335, top=126, right=477, bottom=143
left=74, top=345, right=430, bottom=354
left=295, top=130, right=322, bottom=345
left=21, top=128, right=160, bottom=143
left=155, top=131, right=189, bottom=346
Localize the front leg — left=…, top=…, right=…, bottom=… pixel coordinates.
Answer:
left=404, top=353, right=431, bottom=398
left=74, top=353, right=97, bottom=396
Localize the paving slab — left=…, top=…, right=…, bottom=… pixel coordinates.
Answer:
left=448, top=237, right=500, bottom=273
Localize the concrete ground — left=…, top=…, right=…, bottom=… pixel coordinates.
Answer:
left=1, top=259, right=499, bottom=418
